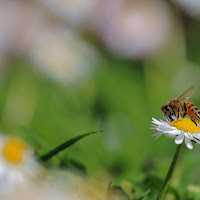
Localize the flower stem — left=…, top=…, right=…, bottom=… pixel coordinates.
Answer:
left=156, top=144, right=182, bottom=200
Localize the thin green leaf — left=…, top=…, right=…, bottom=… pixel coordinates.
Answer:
left=137, top=189, right=151, bottom=200
left=38, top=130, right=104, bottom=161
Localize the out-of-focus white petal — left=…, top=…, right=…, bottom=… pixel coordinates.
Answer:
left=185, top=136, right=193, bottom=149
left=175, top=133, right=184, bottom=144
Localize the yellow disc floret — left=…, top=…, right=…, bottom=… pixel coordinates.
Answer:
left=171, top=118, right=200, bottom=134
left=2, top=137, right=27, bottom=164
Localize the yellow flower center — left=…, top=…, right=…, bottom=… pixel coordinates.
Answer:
left=2, top=137, right=27, bottom=164
left=171, top=118, right=200, bottom=134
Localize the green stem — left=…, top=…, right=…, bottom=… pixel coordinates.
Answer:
left=156, top=144, right=182, bottom=200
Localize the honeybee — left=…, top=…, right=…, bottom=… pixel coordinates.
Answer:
left=161, top=85, right=200, bottom=124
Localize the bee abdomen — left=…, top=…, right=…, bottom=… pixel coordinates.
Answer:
left=191, top=107, right=198, bottom=112
left=196, top=110, right=200, bottom=118
left=186, top=102, right=197, bottom=113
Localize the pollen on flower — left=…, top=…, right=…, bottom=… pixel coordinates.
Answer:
left=171, top=118, right=200, bottom=134
left=2, top=137, right=27, bottom=164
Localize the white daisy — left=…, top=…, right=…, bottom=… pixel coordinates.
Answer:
left=151, top=117, right=200, bottom=149
left=0, top=135, right=42, bottom=195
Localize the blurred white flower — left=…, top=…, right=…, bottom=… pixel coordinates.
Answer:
left=95, top=0, right=172, bottom=58
left=0, top=0, right=46, bottom=63
left=0, top=135, right=42, bottom=195
left=38, top=0, right=100, bottom=28
left=173, top=0, right=200, bottom=18
left=29, top=27, right=99, bottom=84
left=4, top=183, right=74, bottom=200
left=4, top=175, right=107, bottom=200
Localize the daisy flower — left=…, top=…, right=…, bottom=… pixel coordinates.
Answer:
left=0, top=135, right=42, bottom=195
left=151, top=117, right=200, bottom=149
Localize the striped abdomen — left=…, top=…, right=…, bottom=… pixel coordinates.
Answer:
left=185, top=102, right=200, bottom=123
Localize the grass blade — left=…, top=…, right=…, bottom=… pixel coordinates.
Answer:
left=39, top=130, right=104, bottom=161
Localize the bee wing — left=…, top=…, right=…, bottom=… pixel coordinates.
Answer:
left=178, top=85, right=196, bottom=102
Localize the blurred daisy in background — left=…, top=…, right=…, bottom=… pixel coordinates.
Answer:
left=0, top=135, right=42, bottom=196
left=95, top=0, right=172, bottom=59
left=29, top=27, right=99, bottom=84
left=37, top=0, right=100, bottom=29
left=5, top=174, right=108, bottom=200
left=3, top=183, right=74, bottom=200
left=151, top=117, right=200, bottom=149
left=0, top=0, right=46, bottom=64
left=173, top=0, right=200, bottom=18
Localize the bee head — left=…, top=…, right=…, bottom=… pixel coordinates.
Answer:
left=161, top=105, right=170, bottom=115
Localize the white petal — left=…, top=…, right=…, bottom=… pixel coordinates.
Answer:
left=153, top=133, right=163, bottom=141
left=185, top=136, right=193, bottom=149
left=189, top=133, right=200, bottom=144
left=152, top=132, right=161, bottom=137
left=164, top=129, right=181, bottom=135
left=157, top=126, right=175, bottom=132
left=175, top=134, right=184, bottom=144
left=191, top=137, right=200, bottom=144
left=152, top=118, right=163, bottom=126
left=192, top=132, right=200, bottom=140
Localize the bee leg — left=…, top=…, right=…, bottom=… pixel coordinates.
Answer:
left=191, top=119, right=197, bottom=126
left=177, top=107, right=180, bottom=120
left=168, top=114, right=173, bottom=121
left=183, top=102, right=187, bottom=118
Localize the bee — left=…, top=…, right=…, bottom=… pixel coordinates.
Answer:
left=161, top=85, right=200, bottom=124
